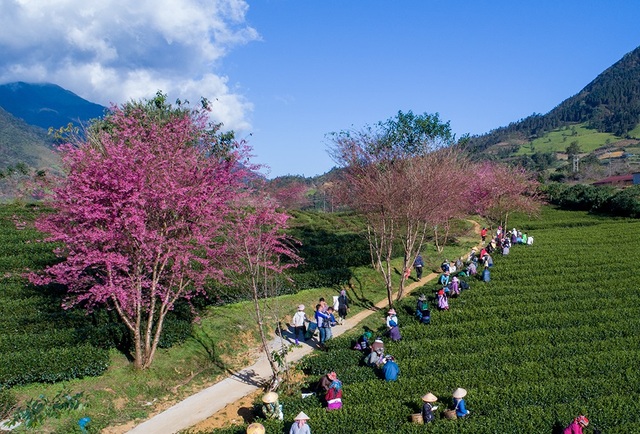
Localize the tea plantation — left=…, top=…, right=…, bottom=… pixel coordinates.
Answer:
left=208, top=208, right=640, bottom=433
left=0, top=205, right=110, bottom=389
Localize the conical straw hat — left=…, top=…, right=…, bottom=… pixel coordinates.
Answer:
left=421, top=392, right=438, bottom=402
left=246, top=422, right=266, bottom=434
left=294, top=411, right=310, bottom=420
left=452, top=387, right=467, bottom=398
left=262, top=391, right=278, bottom=403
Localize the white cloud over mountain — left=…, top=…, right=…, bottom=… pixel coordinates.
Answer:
left=0, top=0, right=258, bottom=132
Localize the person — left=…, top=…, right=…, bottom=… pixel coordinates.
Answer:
left=467, top=261, right=477, bottom=276
left=246, top=423, right=266, bottom=434
left=421, top=392, right=439, bottom=424
left=381, top=355, right=399, bottom=381
left=337, top=290, right=349, bottom=324
left=261, top=392, right=281, bottom=420
left=441, top=259, right=450, bottom=273
left=468, top=247, right=477, bottom=263
left=482, top=265, right=490, bottom=282
left=365, top=341, right=384, bottom=367
left=415, top=294, right=430, bottom=324
left=370, top=338, right=385, bottom=354
left=502, top=238, right=510, bottom=255
left=455, top=257, right=463, bottom=271
left=522, top=233, right=528, bottom=244
left=481, top=227, right=487, bottom=242
left=413, top=254, right=424, bottom=279
left=452, top=387, right=470, bottom=417
left=483, top=253, right=493, bottom=268
left=314, top=304, right=330, bottom=347
left=564, top=415, right=589, bottom=434
left=386, top=309, right=401, bottom=341
left=439, top=270, right=450, bottom=287
left=291, top=304, right=308, bottom=345
left=289, top=412, right=311, bottom=434
left=437, top=289, right=449, bottom=310
left=450, top=276, right=460, bottom=296
left=403, top=266, right=411, bottom=279
left=325, top=375, right=343, bottom=410
left=354, top=331, right=373, bottom=351
left=317, top=371, right=336, bottom=395
left=527, top=235, right=534, bottom=246
left=479, top=246, right=487, bottom=259
left=324, top=307, right=337, bottom=340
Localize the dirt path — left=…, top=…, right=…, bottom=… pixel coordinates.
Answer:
left=125, top=220, right=483, bottom=434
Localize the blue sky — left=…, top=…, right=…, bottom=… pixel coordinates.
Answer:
left=1, top=1, right=640, bottom=178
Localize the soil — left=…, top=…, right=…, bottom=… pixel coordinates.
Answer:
left=189, top=388, right=263, bottom=432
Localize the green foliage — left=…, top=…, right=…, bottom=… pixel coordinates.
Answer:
left=0, top=388, right=17, bottom=420
left=541, top=182, right=640, bottom=217
left=205, top=207, right=640, bottom=433
left=602, top=185, right=640, bottom=217
left=9, top=388, right=84, bottom=428
left=0, top=344, right=109, bottom=388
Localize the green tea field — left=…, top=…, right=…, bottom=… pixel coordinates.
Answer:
left=207, top=208, right=640, bottom=434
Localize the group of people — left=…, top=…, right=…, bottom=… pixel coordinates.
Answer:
left=291, top=291, right=350, bottom=347
left=273, top=224, right=553, bottom=433
left=420, top=387, right=471, bottom=423
left=357, top=334, right=400, bottom=381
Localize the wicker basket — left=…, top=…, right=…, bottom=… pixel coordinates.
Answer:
left=410, top=413, right=424, bottom=424
left=443, top=409, right=457, bottom=420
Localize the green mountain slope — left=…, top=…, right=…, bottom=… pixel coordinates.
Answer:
left=468, top=45, right=640, bottom=156
left=0, top=106, right=59, bottom=171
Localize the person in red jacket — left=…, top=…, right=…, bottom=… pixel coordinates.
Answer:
left=564, top=415, right=589, bottom=434
left=480, top=227, right=487, bottom=242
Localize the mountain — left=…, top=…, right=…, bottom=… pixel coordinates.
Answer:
left=467, top=45, right=640, bottom=157
left=0, top=82, right=106, bottom=131
left=0, top=106, right=59, bottom=170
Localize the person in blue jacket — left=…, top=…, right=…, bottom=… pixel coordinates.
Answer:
left=381, top=355, right=399, bottom=381
left=452, top=387, right=470, bottom=417
left=413, top=254, right=424, bottom=279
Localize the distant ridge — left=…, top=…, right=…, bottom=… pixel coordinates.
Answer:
left=0, top=82, right=106, bottom=131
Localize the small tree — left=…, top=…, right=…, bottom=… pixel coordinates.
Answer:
left=30, top=95, right=252, bottom=369
left=228, top=193, right=301, bottom=388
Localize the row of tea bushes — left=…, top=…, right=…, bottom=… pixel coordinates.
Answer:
left=206, top=207, right=640, bottom=433
left=0, top=204, right=111, bottom=388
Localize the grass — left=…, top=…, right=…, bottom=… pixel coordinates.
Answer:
left=517, top=123, right=621, bottom=155
left=2, top=205, right=480, bottom=433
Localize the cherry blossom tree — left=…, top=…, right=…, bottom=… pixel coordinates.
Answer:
left=467, top=162, right=541, bottom=230
left=227, top=192, right=301, bottom=388
left=329, top=112, right=462, bottom=304
left=29, top=95, right=258, bottom=369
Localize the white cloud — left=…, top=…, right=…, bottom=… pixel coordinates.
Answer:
left=0, top=0, right=258, bottom=132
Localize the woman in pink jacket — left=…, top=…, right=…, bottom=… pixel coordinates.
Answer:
left=564, top=415, right=589, bottom=434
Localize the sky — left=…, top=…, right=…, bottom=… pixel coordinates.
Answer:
left=1, top=1, right=640, bottom=178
